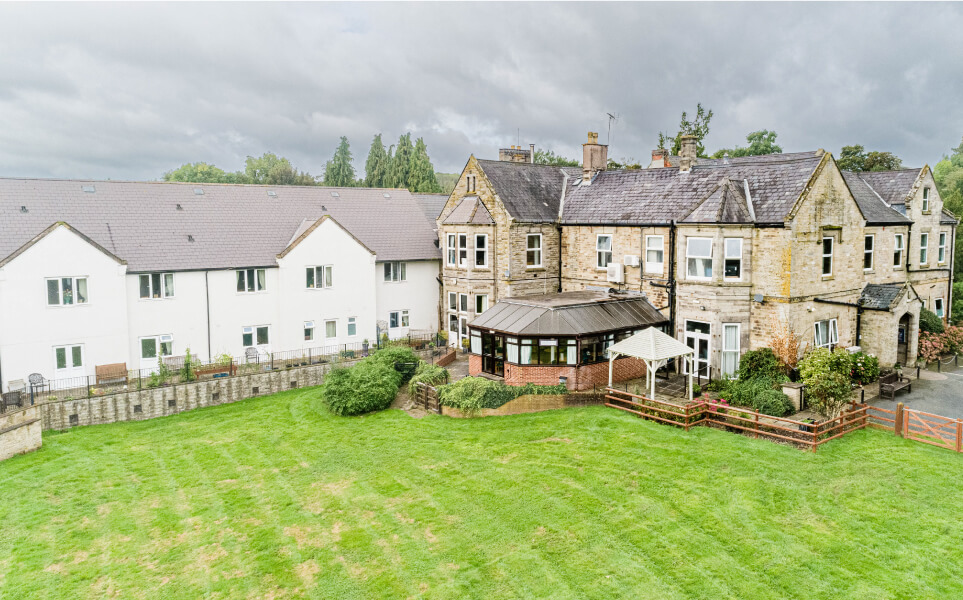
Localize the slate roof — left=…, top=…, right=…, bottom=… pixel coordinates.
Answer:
left=0, top=178, right=440, bottom=272
left=681, top=176, right=752, bottom=224
left=562, top=151, right=825, bottom=225
left=854, top=169, right=922, bottom=206
left=841, top=171, right=912, bottom=225
left=412, top=193, right=450, bottom=223
left=860, top=283, right=906, bottom=310
left=468, top=290, right=667, bottom=336
left=941, top=208, right=960, bottom=225
left=476, top=159, right=580, bottom=222
left=443, top=196, right=495, bottom=225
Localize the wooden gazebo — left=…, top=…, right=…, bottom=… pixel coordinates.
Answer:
left=606, top=328, right=696, bottom=402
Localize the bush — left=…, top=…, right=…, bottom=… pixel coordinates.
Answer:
left=751, top=388, right=794, bottom=417
left=849, top=352, right=880, bottom=386
left=407, top=362, right=449, bottom=394
left=798, top=347, right=853, bottom=383
left=737, top=348, right=787, bottom=382
left=705, top=377, right=733, bottom=395
left=804, top=371, right=852, bottom=419
left=321, top=361, right=402, bottom=416
left=920, top=308, right=945, bottom=334
left=437, top=377, right=567, bottom=415
left=367, top=346, right=419, bottom=369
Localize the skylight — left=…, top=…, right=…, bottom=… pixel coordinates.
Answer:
left=82, top=185, right=95, bottom=193
left=383, top=193, right=391, bottom=199
left=330, top=191, right=340, bottom=197
left=267, top=190, right=277, bottom=197
left=193, top=188, right=204, bottom=195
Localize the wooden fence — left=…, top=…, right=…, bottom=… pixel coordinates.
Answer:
left=868, top=403, right=963, bottom=452
left=605, top=388, right=869, bottom=452
left=413, top=382, right=442, bottom=414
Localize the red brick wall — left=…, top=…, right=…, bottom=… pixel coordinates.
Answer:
left=468, top=355, right=647, bottom=391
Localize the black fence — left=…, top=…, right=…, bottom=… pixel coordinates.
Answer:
left=8, top=332, right=448, bottom=406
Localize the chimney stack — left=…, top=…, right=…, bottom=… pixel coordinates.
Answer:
left=499, top=145, right=533, bottom=163
left=679, top=135, right=698, bottom=172
left=582, top=132, right=608, bottom=183
left=529, top=143, right=535, bottom=164
left=650, top=148, right=667, bottom=169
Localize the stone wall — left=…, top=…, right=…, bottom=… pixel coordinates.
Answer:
left=0, top=405, right=42, bottom=461
left=469, top=355, right=647, bottom=391
left=441, top=392, right=603, bottom=418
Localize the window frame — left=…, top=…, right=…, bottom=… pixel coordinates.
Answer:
left=305, top=265, right=333, bottom=289
left=645, top=235, right=664, bottom=274
left=324, top=319, right=337, bottom=339
left=863, top=234, right=874, bottom=271
left=685, top=237, right=713, bottom=280
left=723, top=238, right=742, bottom=281
left=459, top=293, right=468, bottom=313
left=893, top=233, right=904, bottom=268
left=922, top=187, right=930, bottom=213
left=939, top=232, right=947, bottom=264
left=139, top=273, right=174, bottom=299
left=304, top=320, right=315, bottom=341
left=814, top=318, right=839, bottom=350
left=475, top=294, right=489, bottom=314
left=446, top=234, right=457, bottom=266
left=54, top=343, right=85, bottom=373
left=526, top=234, right=543, bottom=268
left=242, top=325, right=270, bottom=347
left=721, top=323, right=741, bottom=378
left=458, top=234, right=468, bottom=267
left=935, top=298, right=945, bottom=319
left=383, top=261, right=407, bottom=282
left=448, top=292, right=457, bottom=311
left=347, top=317, right=357, bottom=337
left=46, top=276, right=89, bottom=307
left=596, top=234, right=613, bottom=270
left=821, top=237, right=834, bottom=277
left=474, top=234, right=489, bottom=268
left=237, top=268, right=266, bottom=293
left=920, top=233, right=929, bottom=266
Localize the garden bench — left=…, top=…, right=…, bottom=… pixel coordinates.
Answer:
left=879, top=371, right=911, bottom=400
left=1, top=391, right=23, bottom=411
left=96, top=363, right=128, bottom=385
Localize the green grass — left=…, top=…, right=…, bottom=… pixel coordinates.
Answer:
left=2, top=390, right=963, bottom=599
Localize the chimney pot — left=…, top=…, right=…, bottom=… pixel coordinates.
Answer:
left=679, top=135, right=698, bottom=172
left=650, top=148, right=667, bottom=168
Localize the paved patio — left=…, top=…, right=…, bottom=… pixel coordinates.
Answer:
left=869, top=362, right=963, bottom=419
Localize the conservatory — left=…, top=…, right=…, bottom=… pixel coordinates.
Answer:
left=466, top=290, right=670, bottom=390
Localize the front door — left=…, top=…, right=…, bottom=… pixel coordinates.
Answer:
left=53, top=344, right=85, bottom=380
left=481, top=333, right=505, bottom=377
left=897, top=313, right=910, bottom=366
left=684, top=320, right=711, bottom=377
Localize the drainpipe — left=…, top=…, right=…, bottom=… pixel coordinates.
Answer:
left=557, top=225, right=563, bottom=293
left=667, top=220, right=677, bottom=336
left=205, top=270, right=212, bottom=361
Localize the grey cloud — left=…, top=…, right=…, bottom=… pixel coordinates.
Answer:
left=0, top=2, right=962, bottom=181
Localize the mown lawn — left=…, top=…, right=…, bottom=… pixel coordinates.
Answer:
left=1, top=390, right=962, bottom=599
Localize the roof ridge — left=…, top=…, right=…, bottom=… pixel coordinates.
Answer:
left=0, top=176, right=411, bottom=192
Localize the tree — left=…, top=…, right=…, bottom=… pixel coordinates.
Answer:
left=363, top=134, right=390, bottom=188
left=386, top=133, right=414, bottom=189
left=322, top=137, right=356, bottom=187
left=657, top=103, right=713, bottom=158
left=836, top=144, right=902, bottom=172
left=534, top=149, right=579, bottom=167
left=712, top=130, right=782, bottom=159
left=163, top=162, right=247, bottom=184
left=935, top=138, right=963, bottom=281
left=244, top=153, right=316, bottom=186
left=407, top=137, right=442, bottom=193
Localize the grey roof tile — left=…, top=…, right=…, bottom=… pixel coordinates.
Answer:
left=412, top=193, right=449, bottom=223
left=941, top=208, right=959, bottom=225
left=476, top=159, right=580, bottom=222
left=860, top=283, right=905, bottom=310
left=0, top=179, right=440, bottom=271
left=443, top=196, right=494, bottom=225
left=854, top=169, right=922, bottom=205
left=681, top=176, right=752, bottom=224
left=841, top=171, right=912, bottom=225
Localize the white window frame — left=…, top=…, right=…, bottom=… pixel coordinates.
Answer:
left=645, top=235, right=664, bottom=274
left=822, top=237, right=834, bottom=277
left=721, top=323, right=741, bottom=378
left=920, top=233, right=929, bottom=266
left=459, top=293, right=468, bottom=313
left=723, top=238, right=742, bottom=281
left=686, top=237, right=713, bottom=280
left=814, top=319, right=839, bottom=350
left=325, top=319, right=337, bottom=339
left=863, top=234, right=874, bottom=271
left=383, top=261, right=407, bottom=282
left=939, top=232, right=947, bottom=264
left=140, top=334, right=174, bottom=360
left=401, top=309, right=409, bottom=327
left=922, top=187, right=930, bottom=212
left=893, top=233, right=904, bottom=268
left=458, top=234, right=468, bottom=267
left=526, top=234, right=542, bottom=268
left=304, top=321, right=315, bottom=341
left=46, top=277, right=89, bottom=306
left=448, top=292, right=457, bottom=311
left=475, top=294, right=489, bottom=314
left=347, top=317, right=357, bottom=337
left=596, top=234, right=613, bottom=269
left=306, top=265, right=333, bottom=289
left=237, top=268, right=266, bottom=293
left=53, top=344, right=85, bottom=375
left=474, top=234, right=489, bottom=268
left=935, top=298, right=945, bottom=319
left=139, top=273, right=174, bottom=299
left=446, top=233, right=457, bottom=266
left=242, top=325, right=270, bottom=348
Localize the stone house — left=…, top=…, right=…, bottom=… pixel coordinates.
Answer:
left=445, top=132, right=958, bottom=387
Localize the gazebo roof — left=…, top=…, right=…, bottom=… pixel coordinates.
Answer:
left=606, top=327, right=693, bottom=362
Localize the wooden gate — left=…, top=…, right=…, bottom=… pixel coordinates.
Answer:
left=413, top=382, right=442, bottom=414
left=903, top=408, right=963, bottom=452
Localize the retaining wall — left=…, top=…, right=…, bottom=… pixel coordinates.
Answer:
left=441, top=392, right=603, bottom=418
left=0, top=406, right=43, bottom=461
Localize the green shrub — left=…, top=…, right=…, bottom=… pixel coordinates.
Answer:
left=367, top=346, right=420, bottom=383
left=706, top=378, right=733, bottom=394
left=737, top=348, right=787, bottom=382
left=798, top=347, right=853, bottom=382
left=850, top=352, right=880, bottom=386
left=751, top=388, right=793, bottom=417
left=321, top=361, right=402, bottom=416
left=718, top=377, right=792, bottom=417
left=804, top=371, right=853, bottom=419
left=437, top=377, right=567, bottom=415
left=692, top=384, right=702, bottom=396
left=919, top=308, right=945, bottom=334
left=407, top=363, right=449, bottom=394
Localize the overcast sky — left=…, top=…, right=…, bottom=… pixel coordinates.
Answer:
left=1, top=2, right=962, bottom=181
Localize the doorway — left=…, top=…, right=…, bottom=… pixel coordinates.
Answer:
left=684, top=320, right=711, bottom=377
left=481, top=332, right=505, bottom=377
left=897, top=313, right=910, bottom=366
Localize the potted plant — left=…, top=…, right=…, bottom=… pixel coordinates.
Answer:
left=362, top=339, right=369, bottom=357
left=461, top=338, right=470, bottom=354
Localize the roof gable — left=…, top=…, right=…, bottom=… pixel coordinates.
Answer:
left=476, top=159, right=579, bottom=223
left=443, top=196, right=494, bottom=225
left=276, top=215, right=375, bottom=260
left=682, top=177, right=752, bottom=224
left=0, top=222, right=126, bottom=269
left=840, top=171, right=912, bottom=225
